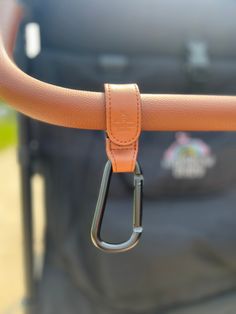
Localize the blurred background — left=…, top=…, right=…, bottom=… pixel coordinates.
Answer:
left=0, top=103, right=44, bottom=313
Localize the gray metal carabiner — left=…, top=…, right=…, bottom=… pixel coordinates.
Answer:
left=91, top=160, right=143, bottom=253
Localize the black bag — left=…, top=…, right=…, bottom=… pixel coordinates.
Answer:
left=16, top=0, right=236, bottom=313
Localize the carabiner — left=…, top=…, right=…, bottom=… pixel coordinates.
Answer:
left=91, top=160, right=143, bottom=253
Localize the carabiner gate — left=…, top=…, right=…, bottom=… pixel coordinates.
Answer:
left=91, top=160, right=143, bottom=253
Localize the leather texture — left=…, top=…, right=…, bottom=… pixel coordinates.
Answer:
left=105, top=84, right=141, bottom=172
left=1, top=0, right=236, bottom=131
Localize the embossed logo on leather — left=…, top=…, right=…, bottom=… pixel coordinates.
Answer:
left=113, top=110, right=136, bottom=132
left=161, top=132, right=216, bottom=179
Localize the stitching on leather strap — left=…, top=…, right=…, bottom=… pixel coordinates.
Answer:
left=109, top=141, right=118, bottom=172
left=106, top=83, right=141, bottom=145
left=105, top=83, right=141, bottom=173
left=131, top=142, right=137, bottom=172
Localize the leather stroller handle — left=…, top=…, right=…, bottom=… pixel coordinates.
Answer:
left=1, top=1, right=236, bottom=131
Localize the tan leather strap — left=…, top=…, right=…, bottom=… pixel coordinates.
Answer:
left=105, top=84, right=141, bottom=173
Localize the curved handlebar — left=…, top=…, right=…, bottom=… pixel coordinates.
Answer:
left=1, top=0, right=236, bottom=131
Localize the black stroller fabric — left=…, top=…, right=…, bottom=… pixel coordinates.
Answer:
left=34, top=128, right=236, bottom=314
left=16, top=0, right=236, bottom=313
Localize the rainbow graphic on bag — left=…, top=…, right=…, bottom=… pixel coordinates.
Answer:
left=161, top=132, right=215, bottom=179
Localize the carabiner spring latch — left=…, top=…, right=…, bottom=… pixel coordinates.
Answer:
left=91, top=160, right=143, bottom=253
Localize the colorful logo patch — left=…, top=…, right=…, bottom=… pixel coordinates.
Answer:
left=161, top=132, right=216, bottom=179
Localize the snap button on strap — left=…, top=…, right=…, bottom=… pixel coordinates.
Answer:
left=105, top=83, right=141, bottom=173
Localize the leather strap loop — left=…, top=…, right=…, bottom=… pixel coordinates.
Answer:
left=105, top=84, right=141, bottom=173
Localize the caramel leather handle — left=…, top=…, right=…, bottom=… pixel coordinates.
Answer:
left=1, top=0, right=236, bottom=131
